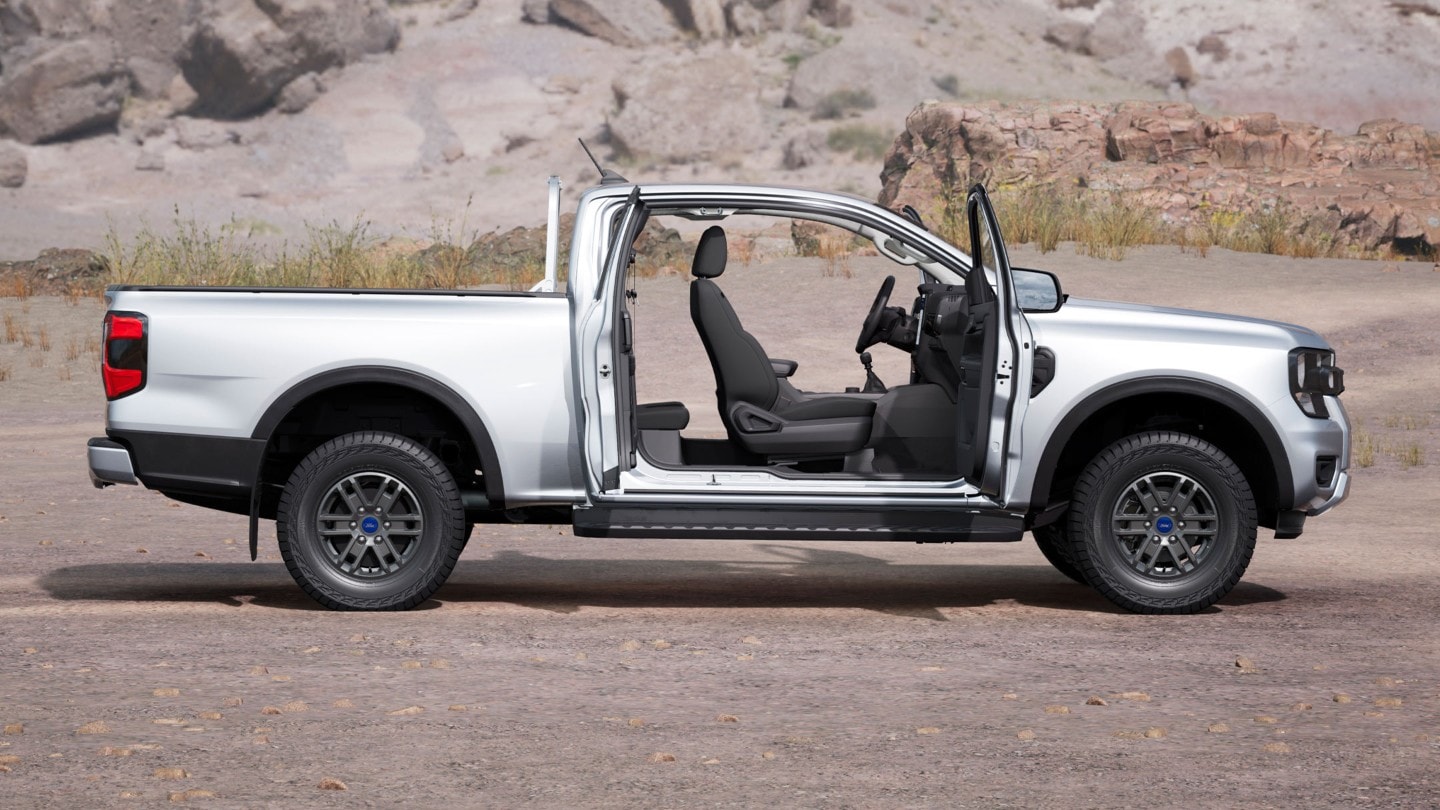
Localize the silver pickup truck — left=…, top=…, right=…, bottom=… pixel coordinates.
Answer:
left=88, top=180, right=1350, bottom=614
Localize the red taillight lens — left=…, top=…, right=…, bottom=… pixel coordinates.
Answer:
left=102, top=312, right=148, bottom=400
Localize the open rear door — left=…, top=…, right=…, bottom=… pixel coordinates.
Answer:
left=954, top=185, right=1021, bottom=501
left=574, top=187, right=647, bottom=497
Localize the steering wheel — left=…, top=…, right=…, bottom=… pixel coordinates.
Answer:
left=855, top=275, right=896, bottom=353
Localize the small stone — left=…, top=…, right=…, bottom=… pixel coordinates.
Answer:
left=317, top=778, right=347, bottom=791
left=1235, top=656, right=1257, bottom=671
left=136, top=148, right=166, bottom=172
left=761, top=750, right=777, bottom=760
left=648, top=752, right=676, bottom=763
left=441, top=138, right=465, bottom=164
left=0, top=142, right=27, bottom=189
left=1085, top=696, right=1108, bottom=706
left=1332, top=694, right=1352, bottom=704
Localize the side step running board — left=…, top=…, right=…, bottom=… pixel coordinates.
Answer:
left=573, top=503, right=1025, bottom=542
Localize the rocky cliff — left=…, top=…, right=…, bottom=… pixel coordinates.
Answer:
left=880, top=101, right=1440, bottom=255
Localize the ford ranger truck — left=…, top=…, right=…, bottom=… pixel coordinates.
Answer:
left=87, top=180, right=1350, bottom=613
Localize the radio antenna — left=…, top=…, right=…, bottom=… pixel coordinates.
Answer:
left=578, top=138, right=629, bottom=185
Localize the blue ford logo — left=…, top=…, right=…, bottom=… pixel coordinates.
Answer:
left=1156, top=516, right=1174, bottom=534
left=361, top=516, right=380, bottom=534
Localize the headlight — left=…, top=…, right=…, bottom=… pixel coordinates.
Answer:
left=1290, top=348, right=1344, bottom=418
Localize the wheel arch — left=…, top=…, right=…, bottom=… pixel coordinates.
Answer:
left=1030, top=377, right=1292, bottom=529
left=250, top=366, right=505, bottom=516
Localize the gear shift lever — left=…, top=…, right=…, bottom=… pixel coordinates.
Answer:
left=860, top=351, right=887, bottom=394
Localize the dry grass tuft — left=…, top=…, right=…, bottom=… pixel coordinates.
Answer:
left=386, top=706, right=424, bottom=716
left=1207, top=723, right=1230, bottom=733
left=3, top=723, right=22, bottom=735
left=76, top=721, right=110, bottom=734
left=153, top=688, right=180, bottom=697
left=168, top=789, right=216, bottom=802
left=317, top=778, right=348, bottom=791
left=647, top=752, right=676, bottom=763
left=153, top=767, right=189, bottom=780
left=3, top=313, right=20, bottom=343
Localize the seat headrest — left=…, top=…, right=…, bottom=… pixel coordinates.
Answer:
left=691, top=226, right=727, bottom=279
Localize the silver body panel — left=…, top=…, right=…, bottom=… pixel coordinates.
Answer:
left=88, top=443, right=138, bottom=486
left=100, top=182, right=1350, bottom=524
left=104, top=289, right=585, bottom=504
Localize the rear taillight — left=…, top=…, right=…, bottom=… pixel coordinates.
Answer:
left=102, top=311, right=147, bottom=400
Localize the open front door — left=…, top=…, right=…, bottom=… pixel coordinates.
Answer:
left=955, top=185, right=1021, bottom=501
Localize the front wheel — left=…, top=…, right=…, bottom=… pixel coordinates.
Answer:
left=277, top=431, right=467, bottom=610
left=1066, top=431, right=1257, bottom=614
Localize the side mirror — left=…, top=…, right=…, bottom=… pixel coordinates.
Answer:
left=1013, top=268, right=1064, bottom=313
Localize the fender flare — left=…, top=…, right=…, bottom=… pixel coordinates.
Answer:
left=1028, top=376, right=1294, bottom=513
left=245, top=366, right=505, bottom=557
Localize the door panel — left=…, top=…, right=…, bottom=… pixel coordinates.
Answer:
left=955, top=185, right=1019, bottom=501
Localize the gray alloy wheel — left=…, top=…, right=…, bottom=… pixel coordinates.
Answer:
left=1066, top=431, right=1257, bottom=614
left=277, top=431, right=467, bottom=610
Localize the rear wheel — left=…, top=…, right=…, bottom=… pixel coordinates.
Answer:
left=1067, top=431, right=1256, bottom=614
left=277, top=431, right=467, bottom=610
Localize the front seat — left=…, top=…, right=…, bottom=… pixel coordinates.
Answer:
left=689, top=225, right=875, bottom=458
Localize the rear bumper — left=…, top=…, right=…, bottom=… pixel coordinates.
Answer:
left=88, top=437, right=138, bottom=487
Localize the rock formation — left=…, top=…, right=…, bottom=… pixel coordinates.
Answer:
left=0, top=0, right=399, bottom=142
left=524, top=0, right=852, bottom=44
left=880, top=101, right=1440, bottom=255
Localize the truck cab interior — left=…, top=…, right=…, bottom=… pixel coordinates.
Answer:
left=625, top=208, right=983, bottom=481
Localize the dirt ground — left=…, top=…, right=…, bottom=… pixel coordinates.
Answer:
left=1, top=244, right=1438, bottom=808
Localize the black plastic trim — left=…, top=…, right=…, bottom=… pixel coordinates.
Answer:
left=1275, top=510, right=1306, bottom=539
left=249, top=365, right=506, bottom=506
left=1029, top=376, right=1295, bottom=512
left=574, top=503, right=1025, bottom=542
left=107, top=428, right=264, bottom=514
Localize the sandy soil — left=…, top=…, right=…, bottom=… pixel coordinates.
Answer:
left=1, top=246, right=1438, bottom=807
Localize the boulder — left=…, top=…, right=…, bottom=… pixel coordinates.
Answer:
left=0, top=140, right=26, bottom=187
left=276, top=71, right=324, bottom=114
left=181, top=0, right=399, bottom=119
left=662, top=0, right=727, bottom=38
left=546, top=0, right=681, bottom=47
left=0, top=37, right=127, bottom=143
left=609, top=54, right=765, bottom=163
left=785, top=38, right=929, bottom=113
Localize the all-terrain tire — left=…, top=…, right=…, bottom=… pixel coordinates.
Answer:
left=1066, top=431, right=1257, bottom=614
left=277, top=431, right=467, bottom=610
left=1032, top=521, right=1086, bottom=584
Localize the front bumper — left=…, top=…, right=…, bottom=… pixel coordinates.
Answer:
left=1305, top=469, right=1350, bottom=517
left=88, top=437, right=138, bottom=488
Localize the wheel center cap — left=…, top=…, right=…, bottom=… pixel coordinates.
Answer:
left=1155, top=516, right=1175, bottom=534
left=360, top=516, right=380, bottom=534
